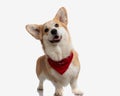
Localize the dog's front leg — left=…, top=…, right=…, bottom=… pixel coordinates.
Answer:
left=37, top=80, right=44, bottom=91
left=54, top=87, right=63, bottom=96
left=70, top=78, right=83, bottom=96
left=37, top=73, right=46, bottom=91
left=54, top=84, right=63, bottom=96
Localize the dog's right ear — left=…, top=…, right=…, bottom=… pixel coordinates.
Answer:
left=54, top=7, right=68, bottom=25
left=25, top=24, right=42, bottom=40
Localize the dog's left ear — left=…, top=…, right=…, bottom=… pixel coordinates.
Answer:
left=25, top=24, right=42, bottom=40
left=54, top=7, right=68, bottom=25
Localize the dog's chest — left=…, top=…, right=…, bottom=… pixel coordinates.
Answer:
left=50, top=63, right=79, bottom=86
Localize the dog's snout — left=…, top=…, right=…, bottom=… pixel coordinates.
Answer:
left=51, top=29, right=57, bottom=35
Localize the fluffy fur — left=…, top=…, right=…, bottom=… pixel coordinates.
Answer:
left=26, top=7, right=82, bottom=96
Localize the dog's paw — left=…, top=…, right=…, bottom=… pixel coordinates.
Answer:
left=54, top=89, right=63, bottom=96
left=72, top=88, right=83, bottom=96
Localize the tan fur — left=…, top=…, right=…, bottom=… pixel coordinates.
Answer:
left=26, top=7, right=83, bottom=96
left=36, top=55, right=45, bottom=77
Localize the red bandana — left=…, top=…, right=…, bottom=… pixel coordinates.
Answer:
left=48, top=52, right=73, bottom=75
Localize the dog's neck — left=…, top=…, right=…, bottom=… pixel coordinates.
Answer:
left=44, top=41, right=73, bottom=61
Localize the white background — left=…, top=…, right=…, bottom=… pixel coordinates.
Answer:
left=0, top=0, right=120, bottom=96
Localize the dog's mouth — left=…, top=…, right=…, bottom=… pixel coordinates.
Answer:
left=49, top=35, right=62, bottom=43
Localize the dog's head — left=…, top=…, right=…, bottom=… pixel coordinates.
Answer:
left=26, top=7, right=70, bottom=46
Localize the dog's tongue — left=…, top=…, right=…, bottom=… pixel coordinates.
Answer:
left=50, top=35, right=61, bottom=43
left=53, top=36, right=59, bottom=40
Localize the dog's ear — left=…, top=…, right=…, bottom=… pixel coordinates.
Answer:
left=54, top=7, right=68, bottom=25
left=25, top=24, right=42, bottom=40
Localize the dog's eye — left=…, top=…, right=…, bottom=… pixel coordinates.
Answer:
left=44, top=28, right=49, bottom=32
left=55, top=23, right=59, bottom=27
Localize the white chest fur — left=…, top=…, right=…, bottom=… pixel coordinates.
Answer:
left=44, top=41, right=73, bottom=61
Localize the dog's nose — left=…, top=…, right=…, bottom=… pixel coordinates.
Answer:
left=51, top=29, right=57, bottom=35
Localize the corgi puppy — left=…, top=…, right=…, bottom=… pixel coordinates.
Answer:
left=26, top=7, right=82, bottom=96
